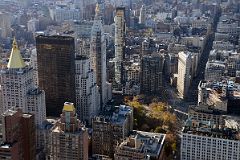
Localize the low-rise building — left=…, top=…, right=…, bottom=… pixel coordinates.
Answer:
left=204, top=61, right=226, bottom=81
left=188, top=104, right=225, bottom=126
left=114, top=131, right=166, bottom=160
left=198, top=80, right=240, bottom=114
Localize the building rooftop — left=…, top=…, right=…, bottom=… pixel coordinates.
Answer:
left=22, top=114, right=33, bottom=118
left=95, top=105, right=133, bottom=125
left=224, top=116, right=240, bottom=131
left=117, top=130, right=165, bottom=158
left=183, top=119, right=240, bottom=140
left=2, top=109, right=18, bottom=117
left=0, top=143, right=11, bottom=149
left=189, top=104, right=222, bottom=115
left=200, top=80, right=240, bottom=99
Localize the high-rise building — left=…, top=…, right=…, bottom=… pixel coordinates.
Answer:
left=92, top=105, right=133, bottom=158
left=177, top=51, right=192, bottom=99
left=0, top=109, right=36, bottom=160
left=114, top=7, right=126, bottom=85
left=0, top=38, right=46, bottom=127
left=140, top=53, right=164, bottom=94
left=36, top=35, right=76, bottom=117
left=47, top=102, right=88, bottom=160
left=0, top=38, right=46, bottom=156
left=30, top=48, right=38, bottom=86
left=0, top=11, right=12, bottom=38
left=90, top=4, right=111, bottom=107
left=75, top=55, right=100, bottom=124
left=139, top=5, right=146, bottom=24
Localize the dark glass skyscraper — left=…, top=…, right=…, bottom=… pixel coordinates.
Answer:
left=36, top=35, right=75, bottom=116
left=140, top=53, right=164, bottom=94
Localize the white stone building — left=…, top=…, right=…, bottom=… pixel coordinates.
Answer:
left=139, top=5, right=146, bottom=24
left=49, top=6, right=82, bottom=22
left=90, top=7, right=111, bottom=107
left=0, top=38, right=46, bottom=127
left=75, top=55, right=100, bottom=125
left=30, top=48, right=38, bottom=86
left=0, top=38, right=47, bottom=154
left=181, top=119, right=240, bottom=160
left=177, top=51, right=192, bottom=99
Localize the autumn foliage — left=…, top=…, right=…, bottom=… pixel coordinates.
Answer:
left=125, top=96, right=179, bottom=158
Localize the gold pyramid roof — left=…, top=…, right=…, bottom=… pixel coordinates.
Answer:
left=7, top=38, right=26, bottom=69
left=63, top=102, right=75, bottom=112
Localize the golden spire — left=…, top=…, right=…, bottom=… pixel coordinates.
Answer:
left=7, top=37, right=26, bottom=69
left=12, top=37, right=18, bottom=49
left=95, top=3, right=99, bottom=15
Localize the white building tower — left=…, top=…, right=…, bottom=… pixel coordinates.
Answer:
left=0, top=38, right=46, bottom=126
left=114, top=7, right=126, bottom=85
left=75, top=55, right=100, bottom=125
left=30, top=48, right=38, bottom=86
left=177, top=51, right=192, bottom=99
left=90, top=3, right=111, bottom=107
left=139, top=5, right=146, bottom=24
left=0, top=38, right=46, bottom=153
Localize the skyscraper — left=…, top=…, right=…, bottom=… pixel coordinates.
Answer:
left=36, top=35, right=76, bottom=116
left=114, top=7, right=126, bottom=85
left=139, top=5, right=146, bottom=24
left=0, top=38, right=46, bottom=127
left=140, top=53, right=164, bottom=94
left=75, top=55, right=100, bottom=124
left=0, top=11, right=12, bottom=38
left=0, top=38, right=46, bottom=156
left=30, top=48, right=38, bottom=86
left=177, top=51, right=192, bottom=99
left=90, top=3, right=110, bottom=106
left=0, top=109, right=36, bottom=160
left=47, top=102, right=89, bottom=160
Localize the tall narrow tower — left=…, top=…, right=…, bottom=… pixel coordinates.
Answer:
left=75, top=55, right=100, bottom=124
left=139, top=5, right=146, bottom=25
left=114, top=7, right=126, bottom=85
left=177, top=51, right=192, bottom=99
left=90, top=3, right=109, bottom=107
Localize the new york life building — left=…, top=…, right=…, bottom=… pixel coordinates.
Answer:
left=0, top=38, right=46, bottom=157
